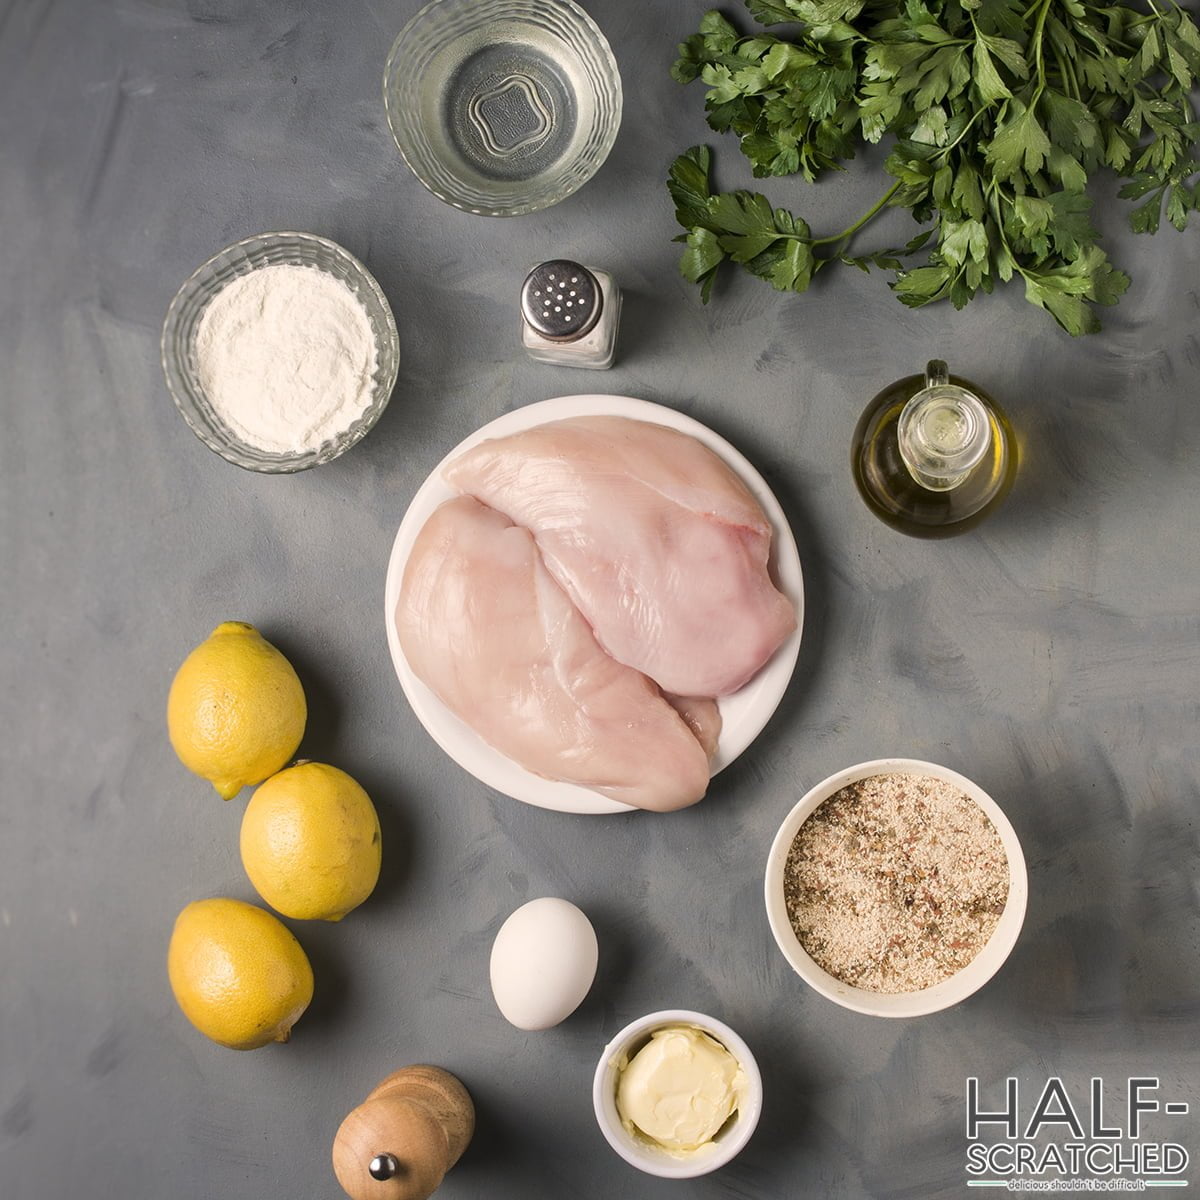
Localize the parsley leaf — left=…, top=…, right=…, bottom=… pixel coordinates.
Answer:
left=668, top=147, right=818, bottom=302
left=669, top=0, right=1200, bottom=334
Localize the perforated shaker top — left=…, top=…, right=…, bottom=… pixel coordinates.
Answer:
left=521, top=261, right=603, bottom=341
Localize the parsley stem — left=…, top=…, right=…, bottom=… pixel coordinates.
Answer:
left=1052, top=42, right=1080, bottom=101
left=938, top=107, right=987, bottom=158
left=811, top=181, right=904, bottom=247
left=1030, top=0, right=1054, bottom=100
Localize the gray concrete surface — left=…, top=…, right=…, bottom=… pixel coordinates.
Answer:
left=3, top=1, right=1199, bottom=1197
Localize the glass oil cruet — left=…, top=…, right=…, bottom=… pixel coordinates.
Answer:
left=850, top=359, right=1018, bottom=537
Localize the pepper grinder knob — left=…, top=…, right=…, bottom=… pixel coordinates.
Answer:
left=333, top=1066, right=475, bottom=1200
left=368, top=1154, right=399, bottom=1181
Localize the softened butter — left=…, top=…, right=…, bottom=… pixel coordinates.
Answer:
left=614, top=1025, right=746, bottom=1155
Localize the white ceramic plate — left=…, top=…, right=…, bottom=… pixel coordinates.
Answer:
left=383, top=395, right=804, bottom=814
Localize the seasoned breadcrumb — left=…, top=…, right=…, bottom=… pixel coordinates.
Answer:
left=784, top=773, right=1009, bottom=993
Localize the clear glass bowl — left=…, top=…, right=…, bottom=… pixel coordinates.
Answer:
left=161, top=232, right=400, bottom=473
left=383, top=0, right=622, bottom=217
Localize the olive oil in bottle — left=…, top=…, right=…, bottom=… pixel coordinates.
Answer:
left=851, top=360, right=1017, bottom=538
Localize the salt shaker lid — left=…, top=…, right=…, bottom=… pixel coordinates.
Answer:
left=521, top=260, right=603, bottom=342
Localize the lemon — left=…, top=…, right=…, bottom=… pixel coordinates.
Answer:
left=167, top=898, right=313, bottom=1050
left=167, top=621, right=306, bottom=799
left=240, top=762, right=382, bottom=922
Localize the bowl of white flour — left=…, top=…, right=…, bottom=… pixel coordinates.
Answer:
left=162, top=232, right=400, bottom=472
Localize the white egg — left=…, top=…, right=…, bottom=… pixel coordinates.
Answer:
left=489, top=897, right=599, bottom=1031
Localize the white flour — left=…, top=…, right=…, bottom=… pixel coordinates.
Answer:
left=195, top=264, right=378, bottom=454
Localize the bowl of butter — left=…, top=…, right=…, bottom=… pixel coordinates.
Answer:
left=592, top=1009, right=762, bottom=1178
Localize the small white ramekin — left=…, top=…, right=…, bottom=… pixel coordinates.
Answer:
left=764, top=758, right=1027, bottom=1018
left=591, top=1009, right=763, bottom=1179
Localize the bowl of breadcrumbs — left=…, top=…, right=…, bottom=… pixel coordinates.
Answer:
left=764, top=759, right=1027, bottom=1017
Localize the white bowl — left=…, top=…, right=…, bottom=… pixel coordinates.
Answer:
left=592, top=1009, right=763, bottom=1179
left=764, top=758, right=1027, bottom=1018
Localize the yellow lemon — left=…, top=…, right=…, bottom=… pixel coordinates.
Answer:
left=167, top=621, right=306, bottom=800
left=240, top=762, right=382, bottom=922
left=167, top=898, right=313, bottom=1050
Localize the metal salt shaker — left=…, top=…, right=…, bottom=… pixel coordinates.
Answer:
left=520, top=259, right=621, bottom=369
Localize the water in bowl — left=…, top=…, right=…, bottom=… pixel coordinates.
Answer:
left=435, top=24, right=589, bottom=186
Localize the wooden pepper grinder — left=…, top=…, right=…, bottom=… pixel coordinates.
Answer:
left=333, top=1065, right=474, bottom=1200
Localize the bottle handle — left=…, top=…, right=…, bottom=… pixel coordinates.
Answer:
left=925, top=359, right=950, bottom=389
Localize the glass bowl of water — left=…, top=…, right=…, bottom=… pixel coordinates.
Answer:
left=383, top=0, right=622, bottom=217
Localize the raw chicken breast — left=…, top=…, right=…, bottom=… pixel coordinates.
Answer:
left=665, top=696, right=722, bottom=761
left=444, top=416, right=796, bottom=697
left=396, top=496, right=712, bottom=812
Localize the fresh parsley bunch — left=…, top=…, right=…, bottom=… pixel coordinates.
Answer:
left=669, top=0, right=1200, bottom=334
